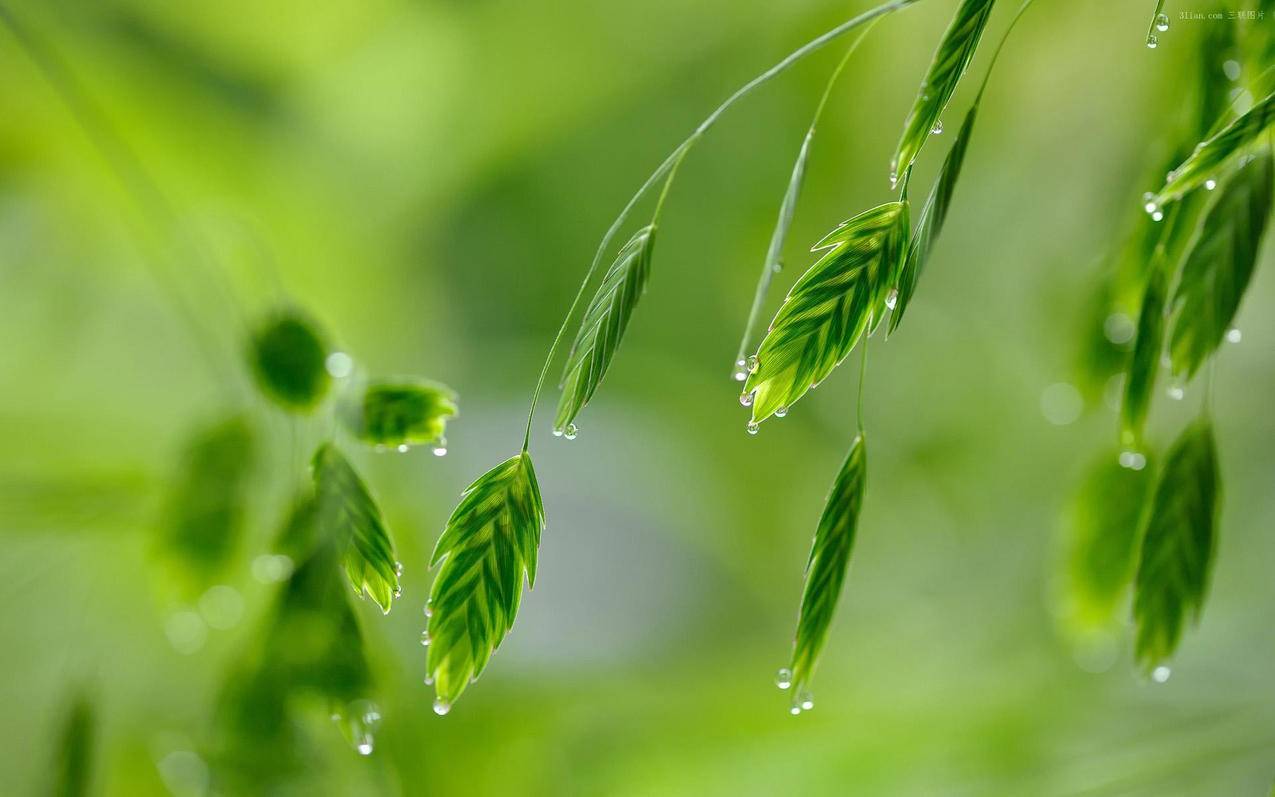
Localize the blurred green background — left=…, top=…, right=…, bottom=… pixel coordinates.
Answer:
left=2, top=0, right=1274, bottom=794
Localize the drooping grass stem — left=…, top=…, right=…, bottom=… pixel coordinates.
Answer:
left=734, top=21, right=881, bottom=375
left=520, top=0, right=924, bottom=450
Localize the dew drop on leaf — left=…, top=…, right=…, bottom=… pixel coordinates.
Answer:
left=775, top=667, right=793, bottom=690
left=1154, top=13, right=1169, bottom=32
left=1146, top=34, right=1158, bottom=49
left=1167, top=385, right=1184, bottom=401
left=1225, top=328, right=1242, bottom=343
left=1205, top=178, right=1217, bottom=191
left=746, top=421, right=759, bottom=436
left=885, top=289, right=899, bottom=310
left=433, top=698, right=451, bottom=716
left=740, top=391, right=754, bottom=407
left=775, top=407, right=788, bottom=418
left=930, top=119, right=943, bottom=135
left=1151, top=665, right=1171, bottom=683
left=420, top=631, right=431, bottom=646
left=564, top=423, right=578, bottom=441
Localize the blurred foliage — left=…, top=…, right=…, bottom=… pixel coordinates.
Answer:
left=339, top=380, right=457, bottom=450
left=249, top=311, right=331, bottom=412
left=2, top=0, right=1275, bottom=795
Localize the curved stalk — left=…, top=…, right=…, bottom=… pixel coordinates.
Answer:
left=520, top=0, right=924, bottom=450
left=733, top=21, right=880, bottom=375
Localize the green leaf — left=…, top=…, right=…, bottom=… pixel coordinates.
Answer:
left=427, top=452, right=545, bottom=709
left=1133, top=419, right=1220, bottom=670
left=890, top=0, right=996, bottom=184
left=249, top=311, right=332, bottom=411
left=556, top=226, right=656, bottom=433
left=339, top=379, right=458, bottom=449
left=1149, top=89, right=1275, bottom=207
left=744, top=202, right=908, bottom=424
left=52, top=694, right=94, bottom=797
left=889, top=103, right=977, bottom=334
left=1060, top=453, right=1155, bottom=634
left=312, top=444, right=400, bottom=614
left=1120, top=256, right=1168, bottom=449
left=787, top=434, right=867, bottom=702
left=1167, top=150, right=1273, bottom=379
left=160, top=415, right=256, bottom=586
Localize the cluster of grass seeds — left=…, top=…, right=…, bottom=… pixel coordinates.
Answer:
left=1065, top=23, right=1275, bottom=675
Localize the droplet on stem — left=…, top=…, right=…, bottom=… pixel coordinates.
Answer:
left=1225, top=327, right=1242, bottom=343
left=739, top=391, right=754, bottom=407
left=1151, top=665, right=1171, bottom=683
left=1204, top=178, right=1217, bottom=191
left=433, top=698, right=451, bottom=716
left=885, top=289, right=899, bottom=310
left=775, top=667, right=793, bottom=690
left=746, top=421, right=759, bottom=436
left=563, top=423, right=578, bottom=441
left=1146, top=33, right=1158, bottom=49
left=775, top=407, right=788, bottom=418
left=1154, top=13, right=1169, bottom=32
left=930, top=119, right=943, bottom=135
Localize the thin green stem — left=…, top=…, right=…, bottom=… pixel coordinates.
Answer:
left=734, top=21, right=880, bottom=373
left=520, top=0, right=923, bottom=450
left=0, top=3, right=246, bottom=387
left=856, top=336, right=869, bottom=434
left=1146, top=0, right=1167, bottom=45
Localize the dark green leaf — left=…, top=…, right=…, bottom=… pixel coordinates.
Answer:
left=556, top=225, right=655, bottom=433
left=1060, top=453, right=1155, bottom=633
left=1133, top=419, right=1220, bottom=670
left=744, top=202, right=908, bottom=424
left=160, top=415, right=256, bottom=586
left=890, top=0, right=996, bottom=184
left=427, top=452, right=545, bottom=709
left=249, top=312, right=331, bottom=411
left=1150, top=89, right=1275, bottom=207
left=1120, top=256, right=1168, bottom=449
left=889, top=103, right=977, bottom=334
left=788, top=434, right=867, bottom=702
left=1167, top=150, right=1273, bottom=379
left=339, top=380, right=457, bottom=449
left=312, top=444, right=400, bottom=614
left=52, top=694, right=94, bottom=797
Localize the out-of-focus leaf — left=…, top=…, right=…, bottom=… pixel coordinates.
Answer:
left=1060, top=453, right=1155, bottom=634
left=1167, top=150, right=1273, bottom=379
left=1133, top=419, right=1220, bottom=670
left=160, top=415, right=256, bottom=587
left=744, top=202, right=907, bottom=424
left=1150, top=90, right=1274, bottom=207
left=556, top=225, right=655, bottom=434
left=51, top=693, right=94, bottom=797
left=787, top=434, right=866, bottom=706
left=339, top=380, right=457, bottom=449
left=249, top=312, right=331, bottom=411
left=427, top=452, right=544, bottom=710
left=1120, top=254, right=1168, bottom=449
left=890, top=0, right=996, bottom=184
left=312, top=444, right=400, bottom=614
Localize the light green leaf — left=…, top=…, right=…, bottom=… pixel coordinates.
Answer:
left=1150, top=89, right=1275, bottom=207
left=556, top=225, right=656, bottom=433
left=160, top=415, right=256, bottom=587
left=427, top=452, right=545, bottom=709
left=1060, top=453, right=1155, bottom=634
left=890, top=0, right=996, bottom=184
left=1133, top=419, right=1220, bottom=671
left=339, top=379, right=457, bottom=449
left=787, top=434, right=867, bottom=703
left=1167, top=150, right=1273, bottom=379
left=249, top=311, right=331, bottom=411
left=312, top=444, right=400, bottom=614
left=889, top=103, right=977, bottom=334
left=744, top=202, right=908, bottom=424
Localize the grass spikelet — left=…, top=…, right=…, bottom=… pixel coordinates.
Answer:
left=249, top=311, right=331, bottom=412
left=1148, top=90, right=1274, bottom=208
left=340, top=380, right=458, bottom=451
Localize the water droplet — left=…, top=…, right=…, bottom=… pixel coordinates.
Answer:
left=564, top=423, right=578, bottom=440
left=1204, top=178, right=1217, bottom=191
left=1167, top=385, right=1184, bottom=400
left=424, top=675, right=434, bottom=686
left=889, top=169, right=899, bottom=189
left=733, top=368, right=747, bottom=382
left=552, top=428, right=564, bottom=437
left=395, top=561, right=404, bottom=577
left=789, top=704, right=802, bottom=716
left=746, top=355, right=759, bottom=373
left=1146, top=34, right=1158, bottom=49
left=885, top=288, right=899, bottom=310
left=1225, top=327, right=1242, bottom=343
left=433, top=698, right=451, bottom=716
left=1040, top=382, right=1083, bottom=426
left=1118, top=451, right=1147, bottom=471
left=1151, top=665, right=1171, bottom=683
left=798, top=691, right=814, bottom=711
left=393, top=586, right=403, bottom=599
left=775, top=407, right=788, bottom=418
left=739, top=390, right=754, bottom=407
left=1154, top=13, right=1169, bottom=31
left=325, top=351, right=354, bottom=379
left=432, top=438, right=448, bottom=456
left=746, top=421, right=759, bottom=436
left=1142, top=193, right=1158, bottom=214
left=397, top=444, right=409, bottom=453
left=1223, top=59, right=1241, bottom=81
left=356, top=740, right=373, bottom=755
left=1103, top=312, right=1135, bottom=345
left=252, top=553, right=294, bottom=583
left=775, top=667, right=793, bottom=690
left=423, top=602, right=433, bottom=618
left=930, top=119, right=943, bottom=135
left=420, top=631, right=431, bottom=646
left=1151, top=210, right=1164, bottom=222
left=772, top=260, right=783, bottom=273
